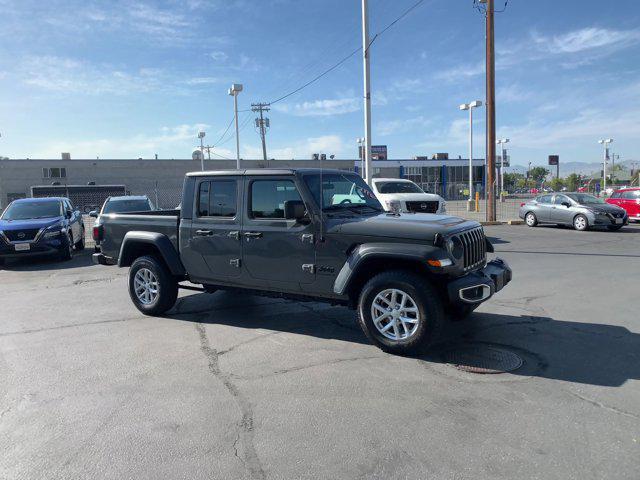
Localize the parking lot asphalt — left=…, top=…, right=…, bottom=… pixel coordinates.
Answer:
left=1, top=224, right=639, bottom=480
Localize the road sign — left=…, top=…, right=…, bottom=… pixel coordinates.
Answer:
left=548, top=155, right=559, bottom=166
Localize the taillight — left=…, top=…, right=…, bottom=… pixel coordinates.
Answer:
left=93, top=225, right=103, bottom=242
left=520, top=202, right=525, bottom=207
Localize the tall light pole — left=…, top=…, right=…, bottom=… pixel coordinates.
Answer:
left=460, top=101, right=483, bottom=211
left=598, top=138, right=612, bottom=195
left=198, top=131, right=206, bottom=171
left=356, top=137, right=365, bottom=176
left=228, top=83, right=243, bottom=169
left=361, top=0, right=373, bottom=185
left=497, top=138, right=509, bottom=201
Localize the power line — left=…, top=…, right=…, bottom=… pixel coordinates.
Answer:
left=213, top=115, right=235, bottom=147
left=267, top=0, right=427, bottom=105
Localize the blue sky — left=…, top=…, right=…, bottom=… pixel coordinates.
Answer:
left=0, top=0, right=639, bottom=167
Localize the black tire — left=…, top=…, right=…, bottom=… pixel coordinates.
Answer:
left=607, top=225, right=623, bottom=231
left=75, top=228, right=85, bottom=251
left=59, top=233, right=73, bottom=261
left=573, top=214, right=589, bottom=231
left=357, top=271, right=444, bottom=355
left=128, top=255, right=178, bottom=316
left=525, top=212, right=538, bottom=227
left=448, top=303, right=478, bottom=321
left=94, top=245, right=101, bottom=253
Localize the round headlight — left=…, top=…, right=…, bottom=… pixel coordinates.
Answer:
left=448, top=236, right=464, bottom=260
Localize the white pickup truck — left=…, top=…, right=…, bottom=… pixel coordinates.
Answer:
left=371, top=178, right=446, bottom=214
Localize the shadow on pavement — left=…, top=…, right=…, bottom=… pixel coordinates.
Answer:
left=167, top=291, right=640, bottom=387
left=0, top=249, right=94, bottom=272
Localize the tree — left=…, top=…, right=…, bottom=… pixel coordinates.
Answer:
left=565, top=173, right=580, bottom=192
left=503, top=172, right=524, bottom=191
left=549, top=177, right=565, bottom=192
left=529, top=167, right=549, bottom=185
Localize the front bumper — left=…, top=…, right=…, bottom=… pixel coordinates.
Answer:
left=0, top=237, right=67, bottom=259
left=447, top=258, right=512, bottom=306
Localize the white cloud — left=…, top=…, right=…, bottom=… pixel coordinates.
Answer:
left=435, top=62, right=485, bottom=82
left=534, top=27, right=640, bottom=54
left=184, top=76, right=220, bottom=85
left=376, top=116, right=431, bottom=136
left=244, top=135, right=346, bottom=159
left=275, top=98, right=360, bottom=117
left=208, top=51, right=228, bottom=61
left=31, top=124, right=215, bottom=159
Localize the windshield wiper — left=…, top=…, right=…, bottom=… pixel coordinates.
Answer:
left=323, top=204, right=382, bottom=214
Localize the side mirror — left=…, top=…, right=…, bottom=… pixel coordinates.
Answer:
left=562, top=202, right=571, bottom=208
left=89, top=210, right=98, bottom=218
left=284, top=200, right=307, bottom=221
left=66, top=209, right=73, bottom=219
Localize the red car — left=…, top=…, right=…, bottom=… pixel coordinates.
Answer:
left=606, top=188, right=640, bottom=222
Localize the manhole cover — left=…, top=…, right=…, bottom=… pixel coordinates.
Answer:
left=444, top=345, right=523, bottom=374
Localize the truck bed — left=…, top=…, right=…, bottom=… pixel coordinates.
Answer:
left=98, top=210, right=180, bottom=260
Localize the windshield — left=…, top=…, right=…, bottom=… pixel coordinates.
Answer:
left=566, top=194, right=605, bottom=205
left=303, top=173, right=383, bottom=212
left=1, top=201, right=62, bottom=220
left=375, top=181, right=424, bottom=194
left=103, top=199, right=152, bottom=214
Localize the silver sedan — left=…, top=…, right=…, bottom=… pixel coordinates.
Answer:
left=519, top=192, right=628, bottom=231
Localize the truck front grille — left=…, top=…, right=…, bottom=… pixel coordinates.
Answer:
left=455, top=227, right=487, bottom=271
left=406, top=201, right=439, bottom=213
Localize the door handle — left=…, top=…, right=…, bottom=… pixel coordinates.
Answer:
left=228, top=231, right=240, bottom=240
left=195, top=229, right=213, bottom=236
left=243, top=232, right=263, bottom=239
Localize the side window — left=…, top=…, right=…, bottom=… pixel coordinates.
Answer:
left=250, top=179, right=302, bottom=219
left=198, top=180, right=237, bottom=217
left=554, top=195, right=567, bottom=205
left=538, top=195, right=552, bottom=204
left=622, top=191, right=640, bottom=200
left=610, top=192, right=621, bottom=199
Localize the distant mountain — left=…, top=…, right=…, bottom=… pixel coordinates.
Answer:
left=510, top=159, right=638, bottom=177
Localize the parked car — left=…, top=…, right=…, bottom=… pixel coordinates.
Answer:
left=370, top=178, right=446, bottom=214
left=0, top=197, right=84, bottom=264
left=90, top=195, right=155, bottom=252
left=519, top=192, right=628, bottom=231
left=93, top=168, right=511, bottom=355
left=606, top=187, right=640, bottom=223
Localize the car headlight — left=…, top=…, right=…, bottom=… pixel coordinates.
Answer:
left=446, top=236, right=464, bottom=260
left=385, top=200, right=402, bottom=212
left=43, top=224, right=65, bottom=239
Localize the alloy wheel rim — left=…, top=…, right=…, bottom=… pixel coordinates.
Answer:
left=526, top=213, right=535, bottom=225
left=371, top=288, right=420, bottom=341
left=134, top=268, right=159, bottom=305
left=575, top=217, right=586, bottom=229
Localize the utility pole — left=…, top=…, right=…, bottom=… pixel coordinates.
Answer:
left=203, top=145, right=213, bottom=160
left=251, top=103, right=271, bottom=161
left=485, top=0, right=497, bottom=221
left=361, top=0, right=373, bottom=185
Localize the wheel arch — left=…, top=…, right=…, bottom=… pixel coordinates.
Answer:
left=118, top=232, right=185, bottom=276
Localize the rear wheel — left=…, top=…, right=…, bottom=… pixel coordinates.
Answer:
left=129, top=255, right=178, bottom=316
left=573, top=214, right=589, bottom=231
left=525, top=212, right=538, bottom=227
left=357, top=271, right=444, bottom=355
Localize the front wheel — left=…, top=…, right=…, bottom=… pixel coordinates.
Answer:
left=59, top=233, right=73, bottom=261
left=525, top=212, right=538, bottom=227
left=129, top=255, right=178, bottom=316
left=357, top=271, right=444, bottom=355
left=573, top=214, right=589, bottom=231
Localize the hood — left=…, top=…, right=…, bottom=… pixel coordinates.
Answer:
left=329, top=212, right=478, bottom=241
left=0, top=216, right=64, bottom=231
left=583, top=204, right=625, bottom=215
left=376, top=192, right=443, bottom=202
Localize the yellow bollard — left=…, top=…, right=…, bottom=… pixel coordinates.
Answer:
left=475, top=192, right=480, bottom=212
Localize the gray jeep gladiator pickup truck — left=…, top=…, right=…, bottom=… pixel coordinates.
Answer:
left=93, top=169, right=511, bottom=354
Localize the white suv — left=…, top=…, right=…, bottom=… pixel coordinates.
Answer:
left=371, top=178, right=446, bottom=214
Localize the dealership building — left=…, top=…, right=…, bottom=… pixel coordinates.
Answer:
left=0, top=156, right=487, bottom=210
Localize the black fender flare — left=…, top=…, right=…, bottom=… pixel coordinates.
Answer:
left=118, top=231, right=185, bottom=276
left=333, top=243, right=447, bottom=295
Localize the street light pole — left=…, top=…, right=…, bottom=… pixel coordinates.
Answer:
left=497, top=138, right=509, bottom=202
left=460, top=101, right=483, bottom=211
left=356, top=138, right=365, bottom=176
left=598, top=138, right=612, bottom=196
left=361, top=0, right=373, bottom=185
left=198, top=131, right=206, bottom=171
left=228, top=84, right=243, bottom=169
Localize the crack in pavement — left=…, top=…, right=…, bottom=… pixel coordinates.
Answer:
left=195, top=323, right=266, bottom=480
left=0, top=317, right=140, bottom=337
left=568, top=391, right=640, bottom=421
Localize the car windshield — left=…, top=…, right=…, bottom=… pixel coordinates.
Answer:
left=375, top=181, right=424, bottom=194
left=566, top=193, right=605, bottom=205
left=303, top=173, right=383, bottom=213
left=1, top=201, right=62, bottom=220
left=103, top=199, right=152, bottom=214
